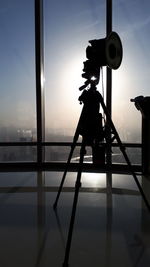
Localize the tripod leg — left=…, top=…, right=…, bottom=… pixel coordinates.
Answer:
left=100, top=97, right=150, bottom=212
left=53, top=106, right=86, bottom=210
left=53, top=142, right=77, bottom=210
left=62, top=140, right=85, bottom=267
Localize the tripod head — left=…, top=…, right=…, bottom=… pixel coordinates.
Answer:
left=79, top=77, right=99, bottom=91
left=78, top=82, right=98, bottom=104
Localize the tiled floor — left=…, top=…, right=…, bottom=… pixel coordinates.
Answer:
left=0, top=171, right=150, bottom=266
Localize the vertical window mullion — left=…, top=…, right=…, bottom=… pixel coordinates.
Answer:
left=35, top=0, right=45, bottom=164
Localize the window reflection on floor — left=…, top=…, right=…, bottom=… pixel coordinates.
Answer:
left=0, top=171, right=149, bottom=267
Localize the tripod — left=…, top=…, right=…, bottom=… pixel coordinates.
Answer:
left=53, top=84, right=105, bottom=210
left=53, top=84, right=150, bottom=267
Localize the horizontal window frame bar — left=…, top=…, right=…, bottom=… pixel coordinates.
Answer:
left=0, top=162, right=142, bottom=173
left=0, top=142, right=142, bottom=147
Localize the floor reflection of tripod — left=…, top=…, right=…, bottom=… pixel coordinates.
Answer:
left=53, top=83, right=150, bottom=267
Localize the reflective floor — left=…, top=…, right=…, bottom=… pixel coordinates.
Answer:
left=0, top=171, right=150, bottom=266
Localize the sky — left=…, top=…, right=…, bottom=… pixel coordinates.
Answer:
left=0, top=0, right=150, bottom=142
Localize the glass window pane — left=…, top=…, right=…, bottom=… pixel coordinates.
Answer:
left=112, top=147, right=141, bottom=165
left=44, top=0, right=106, bottom=141
left=0, top=146, right=36, bottom=162
left=45, top=145, right=93, bottom=163
left=0, top=0, right=36, bottom=142
left=113, top=1, right=150, bottom=143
